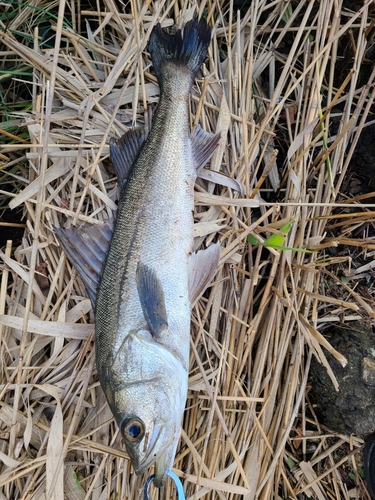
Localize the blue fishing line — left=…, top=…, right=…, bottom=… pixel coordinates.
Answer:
left=143, top=470, right=185, bottom=500
left=167, top=471, right=185, bottom=498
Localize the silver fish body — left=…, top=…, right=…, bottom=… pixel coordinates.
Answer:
left=55, top=16, right=220, bottom=487
left=97, top=79, right=195, bottom=486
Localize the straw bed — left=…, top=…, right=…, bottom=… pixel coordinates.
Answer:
left=1, top=1, right=375, bottom=499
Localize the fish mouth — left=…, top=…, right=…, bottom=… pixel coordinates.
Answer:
left=133, top=424, right=175, bottom=487
left=153, top=449, right=173, bottom=487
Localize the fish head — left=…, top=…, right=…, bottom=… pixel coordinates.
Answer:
left=105, top=330, right=188, bottom=487
left=119, top=408, right=180, bottom=487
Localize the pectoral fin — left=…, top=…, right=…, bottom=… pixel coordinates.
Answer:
left=54, top=219, right=114, bottom=305
left=189, top=242, right=220, bottom=307
left=110, top=127, right=149, bottom=188
left=136, top=263, right=168, bottom=339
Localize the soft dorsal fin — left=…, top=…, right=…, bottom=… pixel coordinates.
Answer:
left=136, top=263, right=168, bottom=339
left=54, top=219, right=115, bottom=305
left=109, top=127, right=149, bottom=188
left=191, top=124, right=221, bottom=173
left=189, top=242, right=220, bottom=307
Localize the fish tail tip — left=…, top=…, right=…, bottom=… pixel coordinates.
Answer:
left=149, top=15, right=211, bottom=86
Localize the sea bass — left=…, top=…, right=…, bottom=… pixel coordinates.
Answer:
left=55, top=16, right=220, bottom=486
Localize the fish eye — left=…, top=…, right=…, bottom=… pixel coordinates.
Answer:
left=121, top=417, right=145, bottom=442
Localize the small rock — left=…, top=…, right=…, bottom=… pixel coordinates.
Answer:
left=362, top=357, right=375, bottom=387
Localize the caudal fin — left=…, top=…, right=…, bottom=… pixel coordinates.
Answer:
left=148, top=16, right=211, bottom=88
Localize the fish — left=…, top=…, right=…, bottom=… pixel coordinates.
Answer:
left=54, top=16, right=220, bottom=487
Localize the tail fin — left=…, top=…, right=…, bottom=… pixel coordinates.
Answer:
left=149, top=16, right=211, bottom=87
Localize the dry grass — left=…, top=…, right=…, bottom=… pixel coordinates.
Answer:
left=1, top=0, right=375, bottom=498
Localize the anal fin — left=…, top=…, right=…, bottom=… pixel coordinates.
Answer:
left=198, top=168, right=245, bottom=194
left=189, top=242, right=220, bottom=307
left=191, top=124, right=221, bottom=173
left=136, top=263, right=168, bottom=339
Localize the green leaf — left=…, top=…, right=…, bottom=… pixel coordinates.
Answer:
left=279, top=218, right=296, bottom=235
left=247, top=234, right=260, bottom=245
left=264, top=233, right=286, bottom=247
left=73, top=473, right=82, bottom=490
left=286, top=456, right=295, bottom=469
left=263, top=216, right=297, bottom=247
left=282, top=4, right=293, bottom=23
left=247, top=217, right=313, bottom=252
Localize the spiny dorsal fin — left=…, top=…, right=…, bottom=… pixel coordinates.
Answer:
left=191, top=124, right=221, bottom=172
left=136, top=263, right=168, bottom=339
left=109, top=127, right=149, bottom=188
left=54, top=218, right=115, bottom=305
left=189, top=242, right=220, bottom=307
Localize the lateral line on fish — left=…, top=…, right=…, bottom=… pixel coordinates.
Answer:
left=111, top=376, right=164, bottom=390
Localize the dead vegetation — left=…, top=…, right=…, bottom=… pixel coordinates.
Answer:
left=1, top=0, right=375, bottom=498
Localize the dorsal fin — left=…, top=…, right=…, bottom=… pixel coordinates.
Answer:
left=191, top=124, right=221, bottom=172
left=54, top=219, right=115, bottom=305
left=109, top=127, right=149, bottom=188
